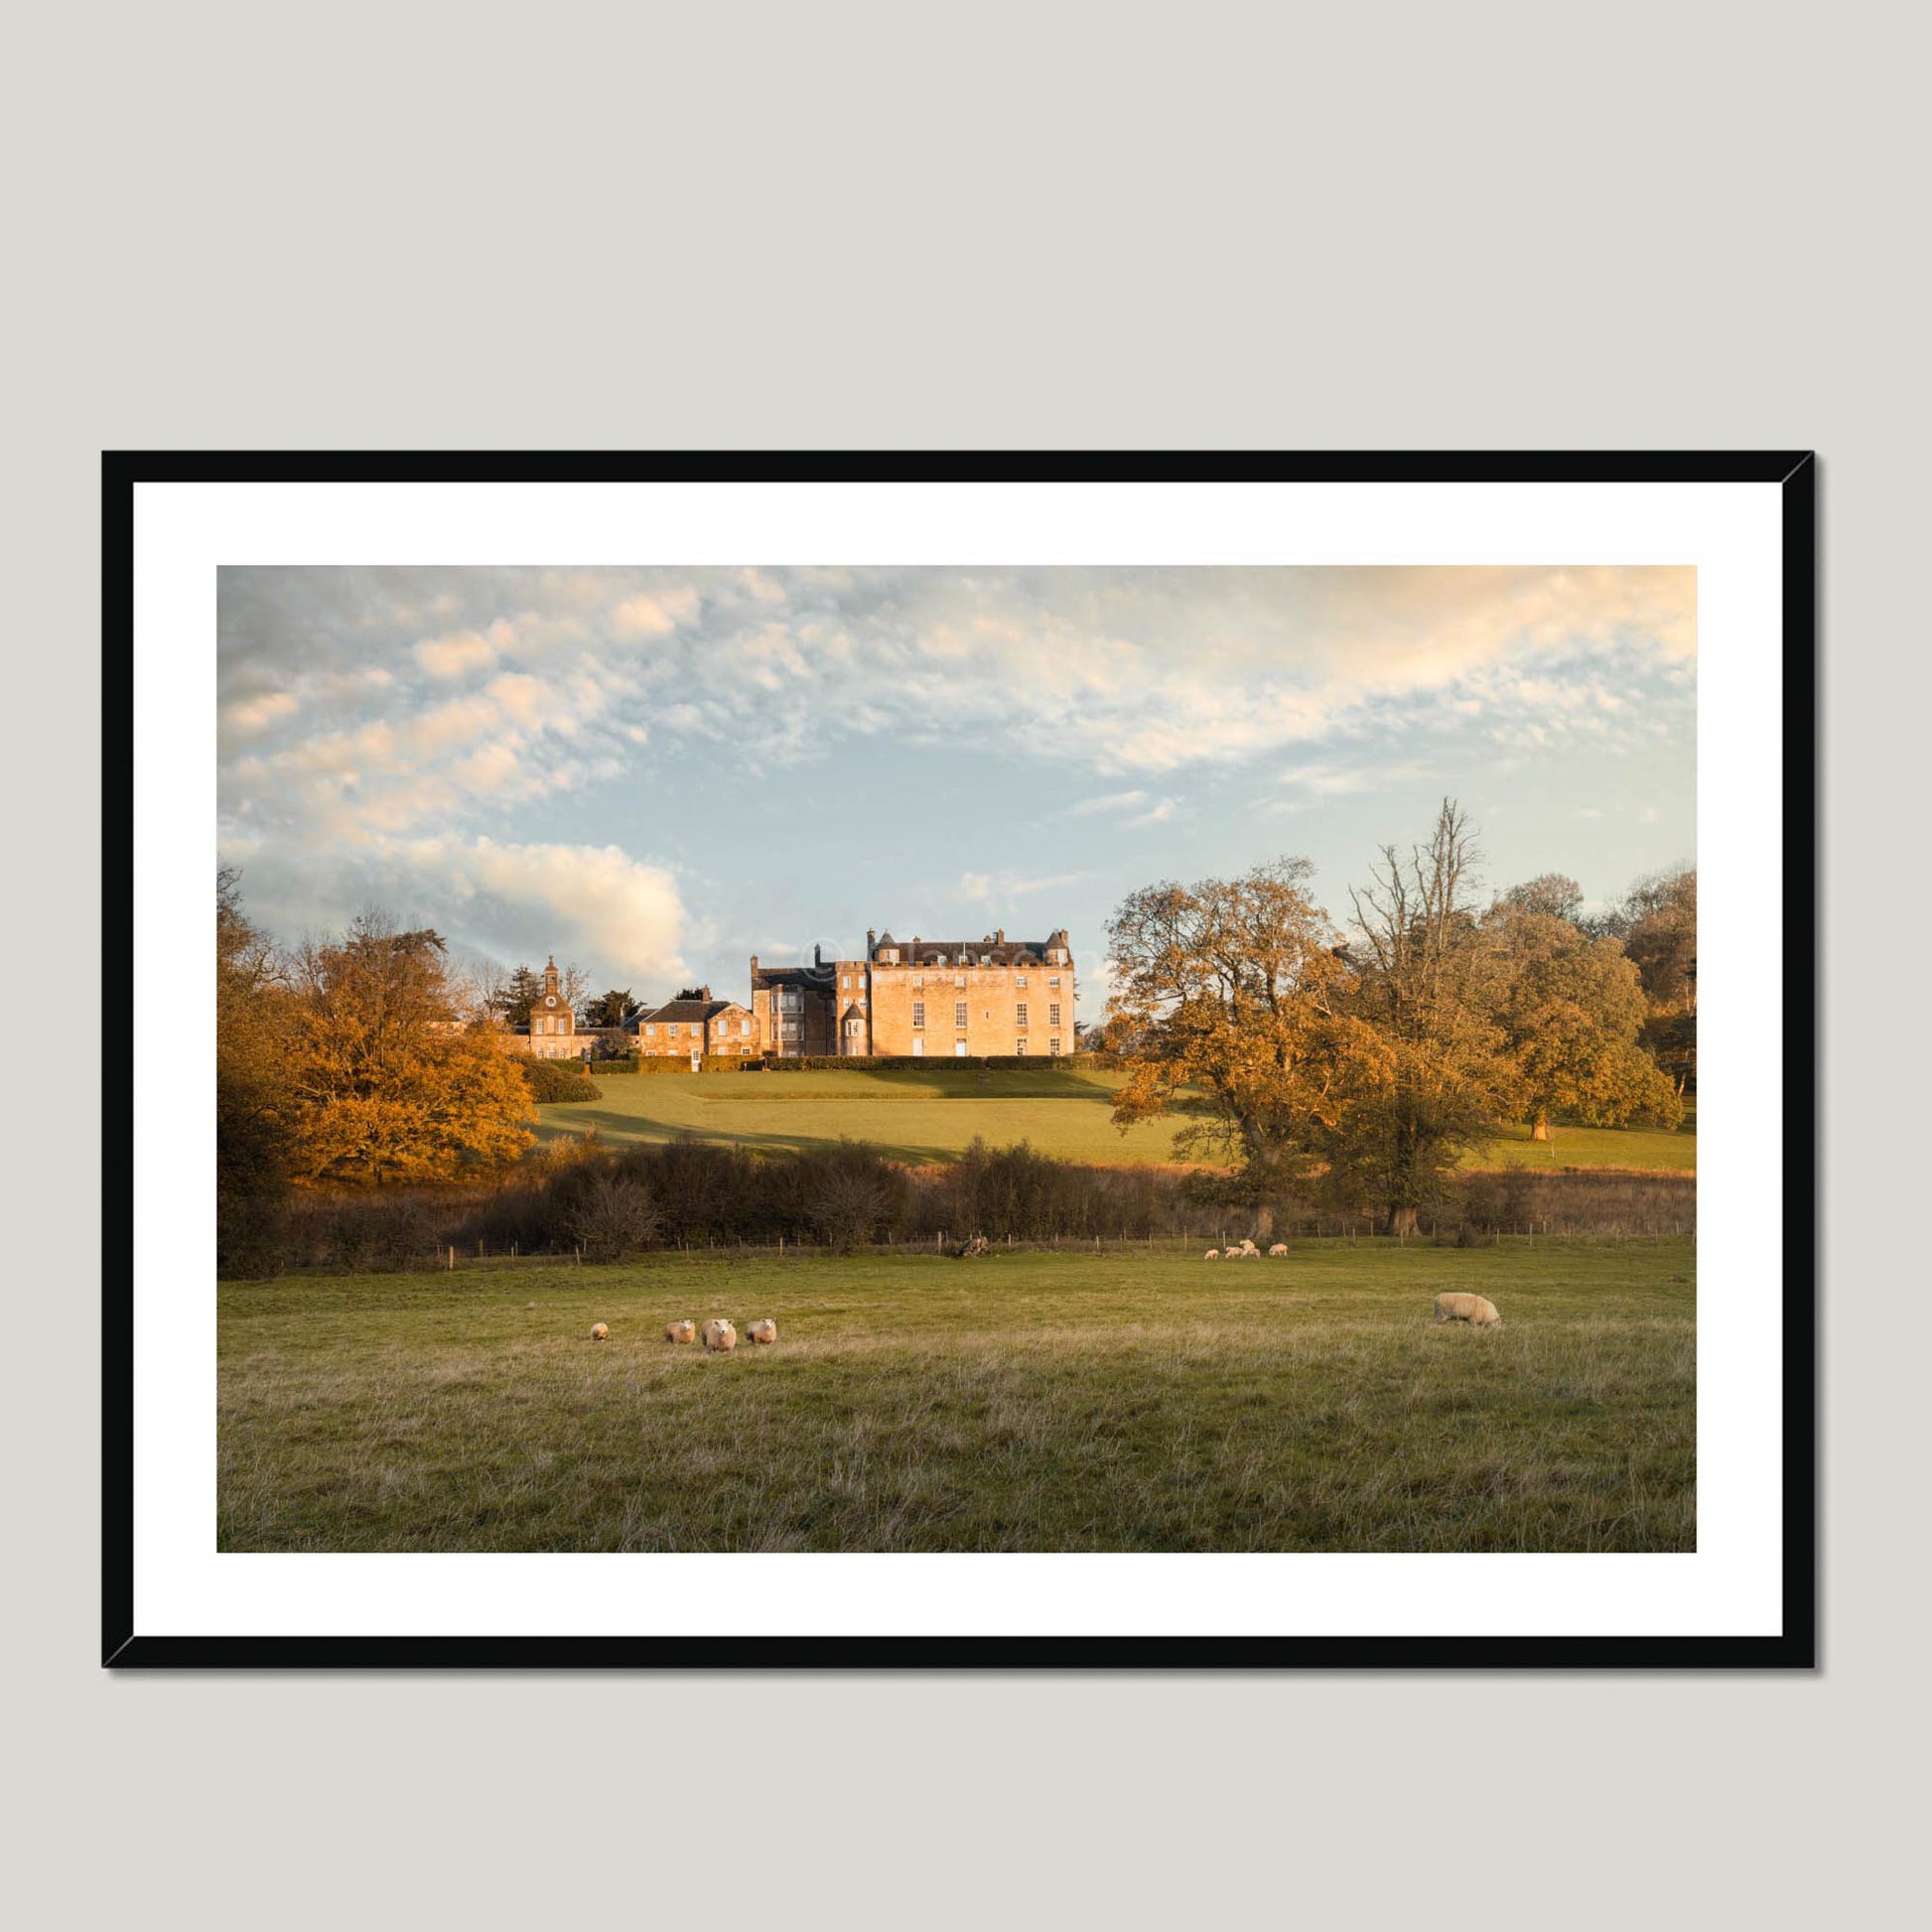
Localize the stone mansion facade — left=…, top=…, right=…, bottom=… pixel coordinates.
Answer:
left=751, top=927, right=1074, bottom=1059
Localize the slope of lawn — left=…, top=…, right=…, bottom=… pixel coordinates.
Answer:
left=536, top=1066, right=1697, bottom=1172
left=219, top=1238, right=1695, bottom=1553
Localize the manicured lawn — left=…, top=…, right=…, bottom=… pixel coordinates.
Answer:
left=537, top=1067, right=1696, bottom=1172
left=219, top=1239, right=1695, bottom=1553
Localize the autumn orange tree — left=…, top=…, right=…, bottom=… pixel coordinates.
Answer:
left=1485, top=897, right=1685, bottom=1142
left=286, top=914, right=535, bottom=1185
left=1105, top=858, right=1361, bottom=1193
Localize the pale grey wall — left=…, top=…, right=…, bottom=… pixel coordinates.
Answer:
left=7, top=4, right=1909, bottom=1927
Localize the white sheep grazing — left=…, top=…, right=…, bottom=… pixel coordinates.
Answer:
left=747, top=1318, right=777, bottom=1344
left=1268, top=1244, right=1289, bottom=1257
left=702, top=1317, right=739, bottom=1352
left=665, top=1319, right=697, bottom=1344
left=590, top=1321, right=610, bottom=1342
left=1243, top=1246, right=1262, bottom=1259
left=1204, top=1249, right=1221, bottom=1261
left=1433, top=1292, right=1502, bottom=1328
left=1239, top=1239, right=1259, bottom=1255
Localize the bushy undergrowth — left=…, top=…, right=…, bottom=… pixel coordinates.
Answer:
left=518, top=1058, right=603, bottom=1103
left=232, top=1134, right=1694, bottom=1276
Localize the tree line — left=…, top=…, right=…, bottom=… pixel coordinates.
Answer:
left=1102, top=800, right=1695, bottom=1234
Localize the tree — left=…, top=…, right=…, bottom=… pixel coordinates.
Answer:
left=582, top=988, right=641, bottom=1030
left=1619, top=867, right=1697, bottom=1015
left=286, top=913, right=535, bottom=1185
left=1105, top=858, right=1357, bottom=1191
left=1327, top=801, right=1510, bottom=1234
left=1591, top=865, right=1697, bottom=1092
left=215, top=870, right=297, bottom=1271
left=1486, top=902, right=1686, bottom=1141
left=1496, top=872, right=1585, bottom=923
left=493, top=964, right=544, bottom=1030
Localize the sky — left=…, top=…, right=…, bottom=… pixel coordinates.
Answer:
left=216, top=566, right=1695, bottom=1021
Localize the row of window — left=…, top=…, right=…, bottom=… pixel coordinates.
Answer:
left=642, top=1018, right=755, bottom=1039
left=880, top=950, right=1069, bottom=969
left=845, top=971, right=1065, bottom=991
left=908, top=1038, right=1061, bottom=1056
left=909, top=1001, right=1059, bottom=1030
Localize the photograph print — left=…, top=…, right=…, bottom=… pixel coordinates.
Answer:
left=112, top=459, right=1812, bottom=1663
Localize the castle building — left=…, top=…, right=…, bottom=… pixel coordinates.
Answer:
left=634, top=986, right=762, bottom=1062
left=521, top=956, right=587, bottom=1059
left=751, top=928, right=1072, bottom=1058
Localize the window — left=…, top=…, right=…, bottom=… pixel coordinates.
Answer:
left=782, top=1022, right=799, bottom=1040
left=1049, top=1004, right=1061, bottom=1028
left=954, top=974, right=966, bottom=988
left=644, top=1024, right=654, bottom=1036
left=1016, top=1038, right=1028, bottom=1055
left=741, top=1020, right=751, bottom=1036
left=912, top=1001, right=925, bottom=1030
left=954, top=1040, right=967, bottom=1056
left=912, top=1036, right=924, bottom=1056
left=1048, top=975, right=1061, bottom=988
left=1016, top=1003, right=1029, bottom=1028
left=912, top=975, right=923, bottom=989
left=954, top=1001, right=967, bottom=1029
left=842, top=975, right=850, bottom=990
left=1049, top=1037, right=1061, bottom=1055
left=1016, top=975, right=1028, bottom=988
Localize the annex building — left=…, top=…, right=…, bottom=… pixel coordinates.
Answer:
left=633, top=986, right=760, bottom=1061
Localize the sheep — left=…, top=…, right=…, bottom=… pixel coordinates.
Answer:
left=1238, top=1239, right=1259, bottom=1255
left=664, top=1319, right=697, bottom=1345
left=590, top=1321, right=610, bottom=1342
left=1243, top=1246, right=1262, bottom=1260
left=702, top=1317, right=739, bottom=1352
left=747, top=1318, right=777, bottom=1344
left=1204, top=1249, right=1221, bottom=1261
left=1268, top=1244, right=1289, bottom=1257
left=1433, top=1292, right=1502, bottom=1328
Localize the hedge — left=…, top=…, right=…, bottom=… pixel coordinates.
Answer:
left=745, top=1053, right=1100, bottom=1072
left=604, top=1054, right=764, bottom=1075
left=570, top=1053, right=1102, bottom=1076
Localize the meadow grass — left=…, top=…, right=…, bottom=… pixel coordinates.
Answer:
left=219, top=1238, right=1695, bottom=1553
left=538, top=1067, right=1697, bottom=1172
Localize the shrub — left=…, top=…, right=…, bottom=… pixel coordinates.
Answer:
left=561, top=1174, right=662, bottom=1262
left=518, top=1058, right=602, bottom=1103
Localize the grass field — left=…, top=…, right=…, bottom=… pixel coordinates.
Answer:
left=537, top=1067, right=1697, bottom=1172
left=219, top=1238, right=1695, bottom=1552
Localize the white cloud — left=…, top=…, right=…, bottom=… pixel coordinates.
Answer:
left=413, top=629, right=498, bottom=679
left=222, top=690, right=299, bottom=735
left=1066, top=789, right=1150, bottom=817
left=612, top=586, right=700, bottom=638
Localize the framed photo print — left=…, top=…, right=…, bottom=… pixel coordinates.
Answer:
left=105, top=451, right=1815, bottom=1666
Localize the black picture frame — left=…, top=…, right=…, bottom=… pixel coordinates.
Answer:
left=103, top=450, right=1817, bottom=1669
